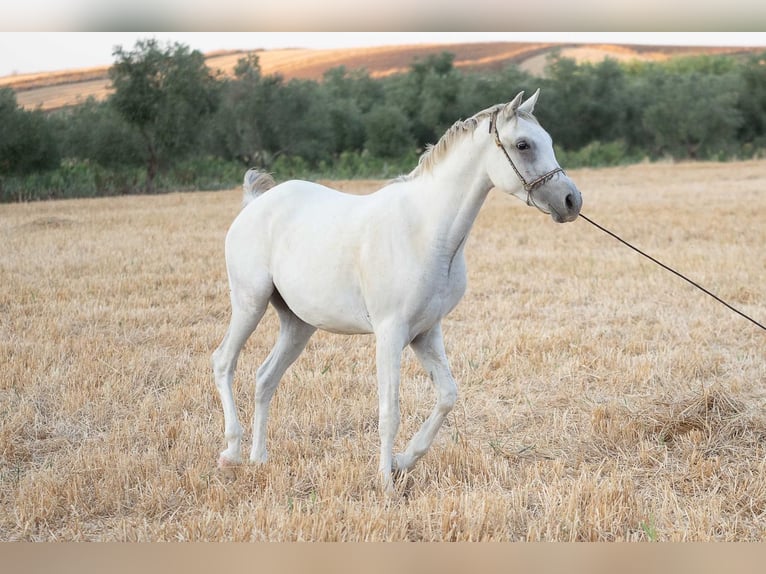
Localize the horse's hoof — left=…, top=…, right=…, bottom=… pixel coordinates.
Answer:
left=217, top=454, right=241, bottom=468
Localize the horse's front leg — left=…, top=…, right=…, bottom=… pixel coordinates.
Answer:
left=394, top=322, right=457, bottom=473
left=374, top=324, right=408, bottom=495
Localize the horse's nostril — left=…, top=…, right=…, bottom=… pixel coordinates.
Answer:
left=565, top=193, right=574, bottom=211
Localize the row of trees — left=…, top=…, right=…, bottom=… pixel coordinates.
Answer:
left=2, top=39, right=766, bottom=201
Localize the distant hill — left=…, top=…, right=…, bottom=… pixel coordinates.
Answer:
left=1, top=42, right=761, bottom=112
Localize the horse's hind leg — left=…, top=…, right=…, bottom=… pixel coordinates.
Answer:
left=211, top=282, right=272, bottom=467
left=394, top=322, right=457, bottom=473
left=250, top=295, right=316, bottom=464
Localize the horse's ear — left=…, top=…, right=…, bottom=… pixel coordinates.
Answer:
left=517, top=88, right=540, bottom=115
left=503, top=92, right=525, bottom=117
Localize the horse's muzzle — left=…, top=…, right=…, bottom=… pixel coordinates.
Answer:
left=550, top=183, right=582, bottom=223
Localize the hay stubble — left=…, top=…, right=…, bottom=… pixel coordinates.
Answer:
left=1, top=161, right=765, bottom=540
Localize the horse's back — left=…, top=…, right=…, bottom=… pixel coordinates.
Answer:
left=244, top=179, right=367, bottom=228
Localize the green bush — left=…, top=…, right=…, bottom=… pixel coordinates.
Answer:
left=157, top=157, right=243, bottom=191
left=0, top=160, right=145, bottom=202
left=0, top=157, right=245, bottom=202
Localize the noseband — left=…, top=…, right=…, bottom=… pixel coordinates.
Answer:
left=489, top=110, right=564, bottom=200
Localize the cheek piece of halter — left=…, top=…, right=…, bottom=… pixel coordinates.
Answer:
left=489, top=110, right=565, bottom=206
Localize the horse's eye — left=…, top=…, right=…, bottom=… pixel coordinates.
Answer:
left=516, top=141, right=530, bottom=151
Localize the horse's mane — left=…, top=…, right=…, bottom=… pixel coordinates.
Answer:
left=398, top=103, right=538, bottom=182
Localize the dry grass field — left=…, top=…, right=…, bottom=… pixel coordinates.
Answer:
left=1, top=160, right=765, bottom=541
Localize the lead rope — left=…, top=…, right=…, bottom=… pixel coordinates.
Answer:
left=490, top=109, right=764, bottom=332
left=579, top=213, right=766, bottom=333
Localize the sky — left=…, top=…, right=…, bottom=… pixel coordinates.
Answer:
left=1, top=32, right=765, bottom=78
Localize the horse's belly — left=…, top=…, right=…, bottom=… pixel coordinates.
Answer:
left=272, top=259, right=373, bottom=335
left=301, top=310, right=372, bottom=335
left=276, top=285, right=373, bottom=334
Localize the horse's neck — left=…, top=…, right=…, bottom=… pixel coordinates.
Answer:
left=409, top=136, right=493, bottom=257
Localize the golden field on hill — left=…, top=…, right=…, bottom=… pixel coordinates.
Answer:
left=2, top=42, right=758, bottom=111
left=1, top=160, right=766, bottom=541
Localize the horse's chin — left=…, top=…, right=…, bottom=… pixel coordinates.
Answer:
left=550, top=208, right=579, bottom=223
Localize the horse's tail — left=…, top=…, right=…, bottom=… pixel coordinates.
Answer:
left=242, top=169, right=276, bottom=208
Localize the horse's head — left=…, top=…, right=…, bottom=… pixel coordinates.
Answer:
left=486, top=90, right=582, bottom=223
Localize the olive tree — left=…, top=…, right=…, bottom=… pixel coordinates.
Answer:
left=109, top=39, right=219, bottom=192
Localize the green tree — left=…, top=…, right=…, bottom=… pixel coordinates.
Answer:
left=384, top=52, right=462, bottom=148
left=737, top=52, right=766, bottom=147
left=0, top=88, right=59, bottom=175
left=456, top=65, right=534, bottom=118
left=55, top=98, right=144, bottom=168
left=364, top=103, right=413, bottom=158
left=109, top=39, right=219, bottom=192
left=538, top=56, right=631, bottom=151
left=269, top=78, right=336, bottom=164
left=209, top=56, right=340, bottom=168
left=322, top=66, right=378, bottom=155
left=205, top=54, right=279, bottom=166
left=640, top=70, right=743, bottom=159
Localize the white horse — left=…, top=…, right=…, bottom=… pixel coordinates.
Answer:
left=212, top=90, right=582, bottom=493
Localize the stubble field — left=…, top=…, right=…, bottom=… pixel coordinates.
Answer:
left=1, top=160, right=765, bottom=541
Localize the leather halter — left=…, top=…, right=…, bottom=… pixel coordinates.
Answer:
left=489, top=109, right=565, bottom=195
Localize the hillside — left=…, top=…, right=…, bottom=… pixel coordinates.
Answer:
left=1, top=42, right=760, bottom=112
